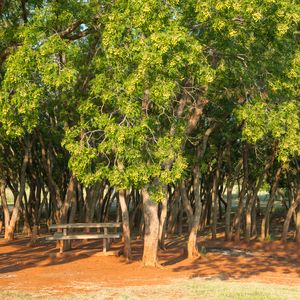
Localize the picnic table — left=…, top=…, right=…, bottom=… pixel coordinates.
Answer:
left=46, top=222, right=122, bottom=254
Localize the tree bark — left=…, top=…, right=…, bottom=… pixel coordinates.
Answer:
left=180, top=181, right=193, bottom=231
left=0, top=179, right=10, bottom=239
left=295, top=206, right=300, bottom=243
left=282, top=185, right=300, bottom=243
left=225, top=177, right=234, bottom=241
left=158, top=193, right=168, bottom=249
left=211, top=172, right=218, bottom=239
left=119, top=190, right=131, bottom=260
left=142, top=188, right=159, bottom=267
left=167, top=186, right=180, bottom=237
left=245, top=177, right=263, bottom=242
left=232, top=144, right=248, bottom=242
left=187, top=165, right=202, bottom=258
left=6, top=138, right=32, bottom=240
left=212, top=151, right=222, bottom=239
left=261, top=167, right=282, bottom=240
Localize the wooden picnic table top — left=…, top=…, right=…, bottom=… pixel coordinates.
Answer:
left=49, top=222, right=122, bottom=230
left=47, top=233, right=121, bottom=240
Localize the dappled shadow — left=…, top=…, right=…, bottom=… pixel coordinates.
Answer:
left=169, top=238, right=300, bottom=283
left=0, top=234, right=299, bottom=288
left=0, top=235, right=124, bottom=274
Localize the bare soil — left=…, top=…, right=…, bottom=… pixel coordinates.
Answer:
left=0, top=235, right=300, bottom=296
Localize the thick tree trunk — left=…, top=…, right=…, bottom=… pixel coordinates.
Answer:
left=142, top=188, right=159, bottom=267
left=118, top=190, right=131, bottom=260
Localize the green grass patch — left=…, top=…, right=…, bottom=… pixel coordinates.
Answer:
left=1, top=279, right=300, bottom=300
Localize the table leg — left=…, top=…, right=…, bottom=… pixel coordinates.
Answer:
left=63, top=228, right=71, bottom=251
left=103, top=228, right=107, bottom=253
left=60, top=241, right=64, bottom=254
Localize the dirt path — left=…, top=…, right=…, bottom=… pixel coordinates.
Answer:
left=0, top=236, right=299, bottom=296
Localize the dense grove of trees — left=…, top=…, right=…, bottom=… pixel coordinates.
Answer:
left=0, top=1, right=299, bottom=266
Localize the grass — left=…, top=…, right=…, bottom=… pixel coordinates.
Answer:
left=1, top=279, right=300, bottom=300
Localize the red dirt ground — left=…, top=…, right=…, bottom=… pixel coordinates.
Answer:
left=0, top=235, right=300, bottom=295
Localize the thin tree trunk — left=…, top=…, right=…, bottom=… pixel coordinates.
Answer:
left=6, top=138, right=32, bottom=240
left=180, top=181, right=193, bottom=231
left=0, top=179, right=10, bottom=239
left=167, top=186, right=179, bottom=237
left=119, top=190, right=131, bottom=260
left=22, top=191, right=32, bottom=236
left=212, top=151, right=222, bottom=239
left=295, top=206, right=300, bottom=243
left=142, top=188, right=159, bottom=267
left=158, top=192, right=168, bottom=249
left=60, top=175, right=76, bottom=223
left=246, top=147, right=276, bottom=241
left=178, top=201, right=183, bottom=235
left=282, top=185, right=300, bottom=243
left=211, top=173, right=218, bottom=239
left=261, top=167, right=282, bottom=240
left=225, top=178, right=234, bottom=241
left=246, top=175, right=264, bottom=242
left=232, top=144, right=249, bottom=242
left=68, top=178, right=77, bottom=223
left=251, top=196, right=258, bottom=237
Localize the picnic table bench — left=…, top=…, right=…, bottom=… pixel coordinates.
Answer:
left=46, top=222, right=122, bottom=254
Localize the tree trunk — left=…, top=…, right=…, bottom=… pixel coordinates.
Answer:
left=232, top=144, right=248, bottom=242
left=158, top=192, right=168, bottom=249
left=211, top=173, right=218, bottom=239
left=212, top=151, right=222, bottom=239
left=225, top=178, right=234, bottom=241
left=6, top=139, right=32, bottom=240
left=142, top=188, right=159, bottom=267
left=180, top=181, right=193, bottom=231
left=119, top=190, right=131, bottom=260
left=85, top=183, right=102, bottom=223
left=187, top=165, right=202, bottom=258
left=295, top=206, right=300, bottom=243
left=68, top=177, right=78, bottom=223
left=22, top=191, right=32, bottom=236
left=246, top=174, right=264, bottom=241
left=0, top=179, right=10, bottom=239
left=167, top=186, right=179, bottom=237
left=261, top=167, right=282, bottom=240
left=60, top=175, right=76, bottom=223
left=282, top=185, right=300, bottom=243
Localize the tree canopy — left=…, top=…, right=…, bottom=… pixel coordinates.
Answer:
left=0, top=0, right=299, bottom=266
